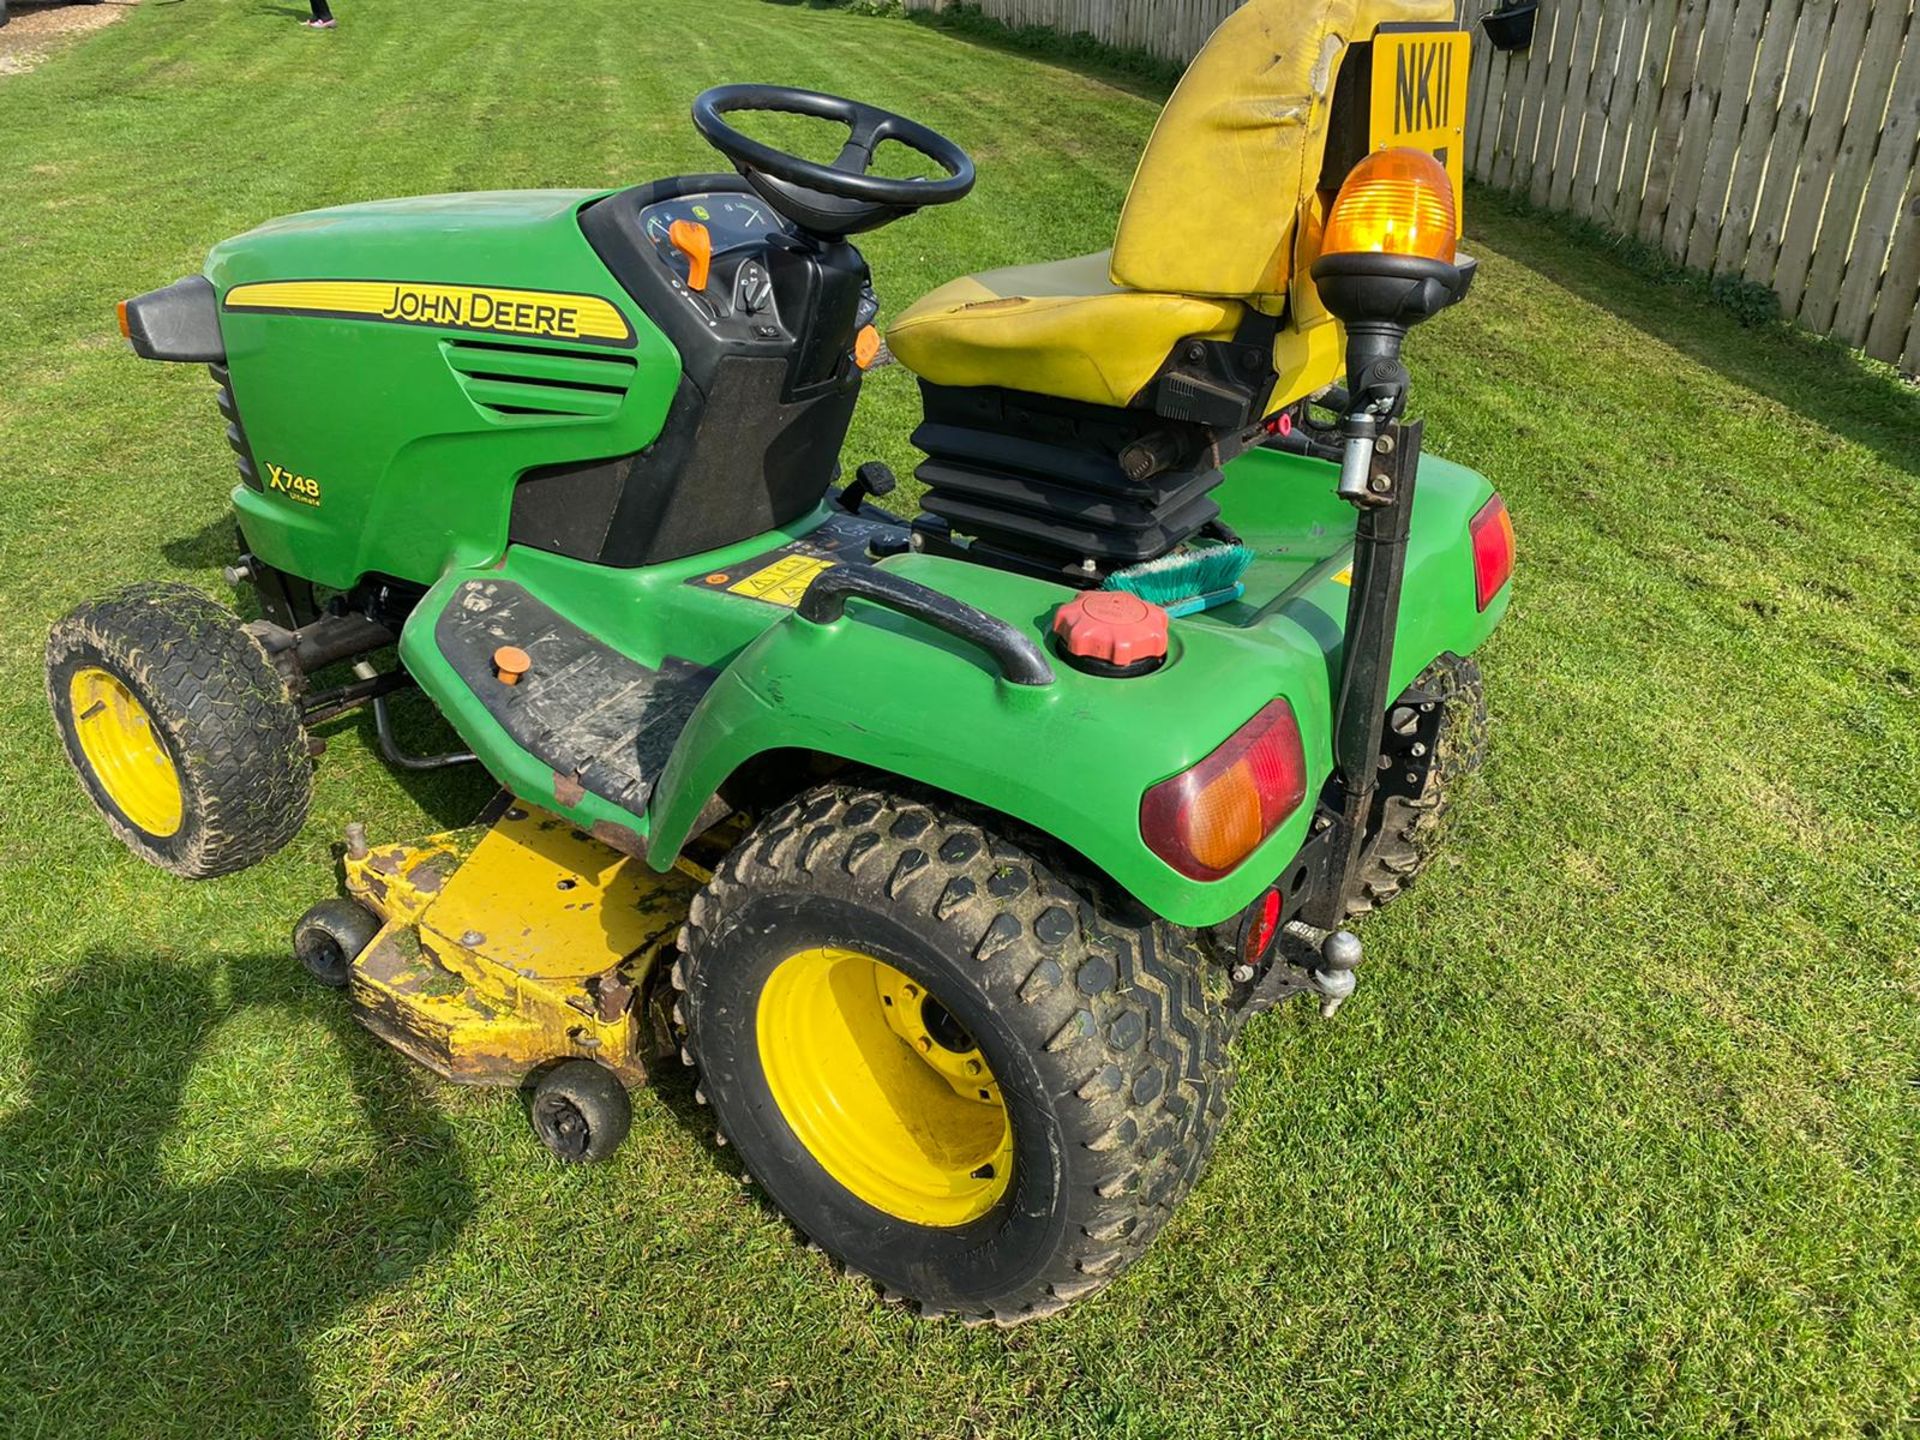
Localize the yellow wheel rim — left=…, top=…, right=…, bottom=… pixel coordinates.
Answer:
left=67, top=667, right=184, bottom=838
left=757, top=947, right=1013, bottom=1226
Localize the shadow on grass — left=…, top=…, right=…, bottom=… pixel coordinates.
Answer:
left=0, top=950, right=476, bottom=1437
left=1472, top=197, right=1920, bottom=482
left=159, top=514, right=238, bottom=573
left=311, top=687, right=499, bottom=831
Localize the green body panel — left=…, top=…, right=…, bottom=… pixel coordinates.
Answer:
left=196, top=186, right=1508, bottom=929
left=396, top=445, right=1506, bottom=929
left=204, top=191, right=679, bottom=589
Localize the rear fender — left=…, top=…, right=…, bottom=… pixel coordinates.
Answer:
left=643, top=577, right=1304, bottom=930
left=648, top=450, right=1507, bottom=930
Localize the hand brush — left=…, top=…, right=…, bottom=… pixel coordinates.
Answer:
left=1103, top=543, right=1254, bottom=618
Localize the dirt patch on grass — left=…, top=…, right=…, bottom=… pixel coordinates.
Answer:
left=0, top=0, right=134, bottom=77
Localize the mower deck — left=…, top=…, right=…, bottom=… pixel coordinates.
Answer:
left=341, top=804, right=694, bottom=1086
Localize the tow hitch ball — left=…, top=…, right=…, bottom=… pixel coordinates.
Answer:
left=1285, top=921, right=1363, bottom=1018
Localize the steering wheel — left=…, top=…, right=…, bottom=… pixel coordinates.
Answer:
left=691, top=85, right=975, bottom=238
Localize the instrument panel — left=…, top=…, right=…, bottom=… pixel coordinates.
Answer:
left=641, top=193, right=783, bottom=268
left=638, top=191, right=789, bottom=329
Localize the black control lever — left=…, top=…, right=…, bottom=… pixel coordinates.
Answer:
left=837, top=460, right=896, bottom=513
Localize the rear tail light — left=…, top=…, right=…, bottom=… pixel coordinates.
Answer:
left=1244, top=888, right=1282, bottom=961
left=1140, top=700, right=1307, bottom=881
left=1470, top=493, right=1515, bottom=610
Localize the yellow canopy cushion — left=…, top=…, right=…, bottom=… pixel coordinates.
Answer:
left=886, top=250, right=1243, bottom=410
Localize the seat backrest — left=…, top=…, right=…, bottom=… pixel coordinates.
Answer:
left=1110, top=0, right=1453, bottom=307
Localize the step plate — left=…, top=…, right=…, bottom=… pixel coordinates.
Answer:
left=436, top=579, right=716, bottom=816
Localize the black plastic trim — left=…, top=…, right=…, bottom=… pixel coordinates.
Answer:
left=569, top=175, right=869, bottom=567
left=124, top=275, right=224, bottom=364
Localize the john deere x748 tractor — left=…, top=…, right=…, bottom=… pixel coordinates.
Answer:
left=48, top=0, right=1511, bottom=1321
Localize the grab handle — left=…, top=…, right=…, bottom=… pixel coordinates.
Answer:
left=797, top=567, right=1055, bottom=687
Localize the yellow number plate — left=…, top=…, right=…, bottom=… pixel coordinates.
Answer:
left=1370, top=28, right=1471, bottom=221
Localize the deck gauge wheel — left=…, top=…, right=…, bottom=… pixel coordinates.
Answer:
left=292, top=898, right=381, bottom=988
left=530, top=1060, right=633, bottom=1164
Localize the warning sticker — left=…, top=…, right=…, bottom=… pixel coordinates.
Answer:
left=1332, top=566, right=1354, bottom=587
left=721, top=554, right=836, bottom=608
left=687, top=511, right=905, bottom=609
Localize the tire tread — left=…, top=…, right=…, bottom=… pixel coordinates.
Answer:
left=46, top=581, right=310, bottom=877
left=676, top=781, right=1237, bottom=1324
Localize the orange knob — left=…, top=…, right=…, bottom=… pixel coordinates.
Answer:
left=492, top=645, right=531, bottom=686
left=668, top=219, right=712, bottom=292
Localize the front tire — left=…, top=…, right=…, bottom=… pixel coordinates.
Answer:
left=676, top=783, right=1235, bottom=1323
left=46, top=582, right=312, bottom=878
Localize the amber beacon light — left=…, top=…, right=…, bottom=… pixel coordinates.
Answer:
left=1312, top=149, right=1474, bottom=489
left=1322, top=148, right=1459, bottom=262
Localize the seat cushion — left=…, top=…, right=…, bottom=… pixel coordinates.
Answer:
left=887, top=250, right=1243, bottom=409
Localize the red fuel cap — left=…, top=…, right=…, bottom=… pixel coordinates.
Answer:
left=1052, top=591, right=1169, bottom=673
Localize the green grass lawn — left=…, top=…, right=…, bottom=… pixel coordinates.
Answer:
left=2, top=1, right=1917, bottom=1435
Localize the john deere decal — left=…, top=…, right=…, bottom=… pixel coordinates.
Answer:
left=223, top=281, right=635, bottom=347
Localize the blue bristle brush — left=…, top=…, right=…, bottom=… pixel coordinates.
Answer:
left=1102, top=543, right=1253, bottom=618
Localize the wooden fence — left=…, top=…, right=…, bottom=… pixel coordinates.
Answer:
left=903, top=0, right=1920, bottom=370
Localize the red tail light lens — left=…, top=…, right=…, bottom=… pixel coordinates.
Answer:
left=1245, top=888, right=1283, bottom=961
left=1140, top=700, right=1307, bottom=881
left=1470, top=493, right=1515, bottom=610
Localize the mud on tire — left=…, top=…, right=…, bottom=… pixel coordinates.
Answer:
left=674, top=782, right=1236, bottom=1323
left=1346, top=653, right=1488, bottom=917
left=46, top=582, right=312, bottom=878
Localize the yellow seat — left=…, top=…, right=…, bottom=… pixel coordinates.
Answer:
left=888, top=0, right=1453, bottom=410
left=887, top=251, right=1243, bottom=411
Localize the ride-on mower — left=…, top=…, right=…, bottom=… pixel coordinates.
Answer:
left=48, top=0, right=1511, bottom=1320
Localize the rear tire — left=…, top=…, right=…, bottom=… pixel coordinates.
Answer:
left=676, top=782, right=1235, bottom=1323
left=1346, top=653, right=1488, bottom=917
left=47, top=582, right=312, bottom=878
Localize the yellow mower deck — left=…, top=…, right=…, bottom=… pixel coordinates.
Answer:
left=341, top=804, right=696, bottom=1086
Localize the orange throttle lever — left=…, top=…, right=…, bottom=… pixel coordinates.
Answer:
left=667, top=219, right=713, bottom=292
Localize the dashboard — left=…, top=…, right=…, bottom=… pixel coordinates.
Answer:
left=638, top=192, right=789, bottom=330
left=640, top=192, right=786, bottom=261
